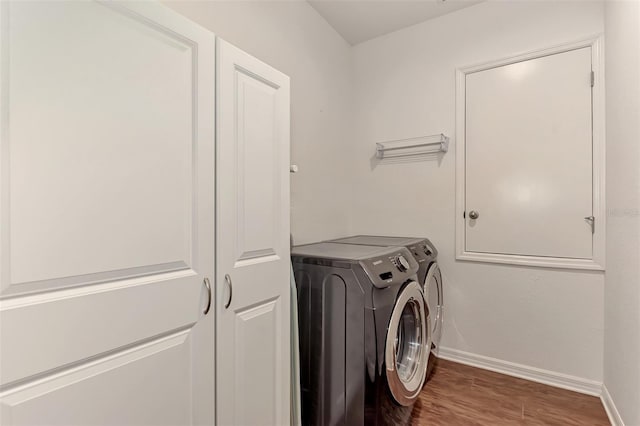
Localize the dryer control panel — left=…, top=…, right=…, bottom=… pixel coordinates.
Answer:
left=406, top=238, right=438, bottom=264
left=359, top=247, right=419, bottom=288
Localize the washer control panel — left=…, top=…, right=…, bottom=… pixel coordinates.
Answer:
left=393, top=254, right=410, bottom=272
left=359, top=247, right=419, bottom=288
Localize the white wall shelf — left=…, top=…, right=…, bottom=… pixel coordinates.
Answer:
left=375, top=133, right=449, bottom=159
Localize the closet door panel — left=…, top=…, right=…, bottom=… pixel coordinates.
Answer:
left=0, top=2, right=215, bottom=424
left=465, top=47, right=593, bottom=259
left=216, top=38, right=290, bottom=426
left=234, top=68, right=281, bottom=262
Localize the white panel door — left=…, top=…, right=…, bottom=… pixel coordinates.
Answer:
left=0, top=2, right=215, bottom=425
left=216, top=39, right=290, bottom=426
left=465, top=47, right=593, bottom=259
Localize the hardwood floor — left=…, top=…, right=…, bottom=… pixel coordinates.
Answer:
left=411, top=359, right=610, bottom=426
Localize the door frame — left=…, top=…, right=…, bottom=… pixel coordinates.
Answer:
left=454, top=34, right=605, bottom=270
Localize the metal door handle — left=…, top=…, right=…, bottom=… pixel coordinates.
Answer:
left=224, top=274, right=233, bottom=309
left=203, top=278, right=212, bottom=315
left=468, top=210, right=479, bottom=220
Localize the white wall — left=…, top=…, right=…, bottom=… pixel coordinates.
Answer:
left=604, top=0, right=640, bottom=424
left=163, top=0, right=639, bottom=401
left=164, top=0, right=354, bottom=244
left=351, top=1, right=605, bottom=382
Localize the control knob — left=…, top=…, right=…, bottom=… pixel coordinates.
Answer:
left=395, top=255, right=410, bottom=272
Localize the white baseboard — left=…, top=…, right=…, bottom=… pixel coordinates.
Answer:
left=600, top=384, right=625, bottom=426
left=436, top=346, right=602, bottom=396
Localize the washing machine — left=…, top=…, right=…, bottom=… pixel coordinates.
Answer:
left=328, top=236, right=443, bottom=378
left=292, top=242, right=431, bottom=426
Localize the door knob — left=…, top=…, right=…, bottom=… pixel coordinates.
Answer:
left=468, top=210, right=479, bottom=220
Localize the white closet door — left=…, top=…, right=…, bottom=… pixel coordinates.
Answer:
left=216, top=39, right=291, bottom=426
left=0, top=2, right=215, bottom=425
left=465, top=47, right=593, bottom=259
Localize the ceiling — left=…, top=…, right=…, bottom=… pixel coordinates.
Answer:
left=308, top=0, right=483, bottom=45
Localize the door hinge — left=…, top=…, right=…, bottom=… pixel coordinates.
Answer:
left=585, top=216, right=595, bottom=234
left=590, top=71, right=595, bottom=87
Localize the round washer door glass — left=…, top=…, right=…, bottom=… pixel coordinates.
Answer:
left=385, top=281, right=431, bottom=406
left=425, top=262, right=443, bottom=351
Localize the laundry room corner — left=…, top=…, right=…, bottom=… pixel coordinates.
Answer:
left=349, top=0, right=606, bottom=387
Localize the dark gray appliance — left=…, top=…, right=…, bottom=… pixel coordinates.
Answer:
left=292, top=242, right=430, bottom=426
left=327, top=236, right=443, bottom=378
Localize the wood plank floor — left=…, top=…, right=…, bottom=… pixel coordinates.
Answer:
left=411, top=359, right=610, bottom=426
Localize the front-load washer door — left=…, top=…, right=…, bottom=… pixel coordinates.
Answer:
left=424, top=262, right=443, bottom=353
left=385, top=281, right=431, bottom=406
